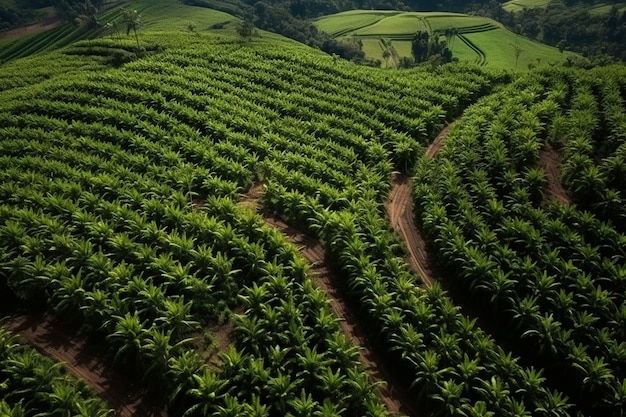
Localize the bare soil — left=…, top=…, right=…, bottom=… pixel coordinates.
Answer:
left=386, top=173, right=436, bottom=287
left=3, top=315, right=167, bottom=417
left=239, top=186, right=416, bottom=417
left=205, top=315, right=236, bottom=368
left=385, top=122, right=457, bottom=287
left=424, top=121, right=455, bottom=158
left=537, top=143, right=571, bottom=206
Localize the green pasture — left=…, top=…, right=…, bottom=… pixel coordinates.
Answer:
left=503, top=0, right=626, bottom=14
left=502, top=0, right=551, bottom=13
left=312, top=11, right=391, bottom=36
left=314, top=9, right=576, bottom=70
left=315, top=11, right=493, bottom=37
left=125, top=0, right=236, bottom=32
left=459, top=27, right=576, bottom=69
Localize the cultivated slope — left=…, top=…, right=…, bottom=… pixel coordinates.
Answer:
left=1, top=13, right=605, bottom=416
left=313, top=9, right=577, bottom=69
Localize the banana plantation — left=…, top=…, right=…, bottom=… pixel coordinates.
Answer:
left=0, top=27, right=624, bottom=417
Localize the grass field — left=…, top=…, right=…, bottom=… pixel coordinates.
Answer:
left=502, top=0, right=551, bottom=13
left=313, top=9, right=575, bottom=70
left=503, top=0, right=626, bottom=14
left=0, top=0, right=238, bottom=62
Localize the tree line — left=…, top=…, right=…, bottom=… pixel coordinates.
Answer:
left=476, top=1, right=626, bottom=62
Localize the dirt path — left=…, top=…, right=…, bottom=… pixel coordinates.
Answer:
left=386, top=174, right=436, bottom=287
left=537, top=143, right=571, bottom=206
left=239, top=187, right=416, bottom=417
left=425, top=121, right=454, bottom=158
left=386, top=122, right=457, bottom=287
left=4, top=315, right=166, bottom=417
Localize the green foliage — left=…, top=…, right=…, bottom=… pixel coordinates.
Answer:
left=413, top=65, right=626, bottom=417
left=313, top=10, right=576, bottom=69
left=0, top=32, right=498, bottom=416
left=0, top=327, right=113, bottom=416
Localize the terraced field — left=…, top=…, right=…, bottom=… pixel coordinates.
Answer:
left=314, top=9, right=576, bottom=69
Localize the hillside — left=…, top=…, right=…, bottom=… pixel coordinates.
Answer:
left=0, top=0, right=238, bottom=63
left=503, top=0, right=626, bottom=14
left=502, top=0, right=552, bottom=12
left=495, top=0, right=626, bottom=61
left=1, top=1, right=626, bottom=417
left=313, top=10, right=577, bottom=69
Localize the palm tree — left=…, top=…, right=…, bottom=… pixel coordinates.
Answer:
left=314, top=399, right=346, bottom=417
left=122, top=9, right=142, bottom=51
left=266, top=372, right=302, bottom=415
left=409, top=349, right=453, bottom=406
left=245, top=394, right=268, bottom=417
left=573, top=355, right=615, bottom=396
left=432, top=379, right=465, bottom=415
left=47, top=380, right=81, bottom=417
left=459, top=401, right=495, bottom=417
left=289, top=389, right=318, bottom=416
left=0, top=401, right=25, bottom=417
left=476, top=376, right=511, bottom=416
left=107, top=312, right=146, bottom=369
left=185, top=369, right=226, bottom=416
left=168, top=350, right=204, bottom=410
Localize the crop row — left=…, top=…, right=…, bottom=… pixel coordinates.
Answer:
left=0, top=327, right=113, bottom=416
left=560, top=69, right=626, bottom=233
left=0, top=32, right=507, bottom=416
left=413, top=66, right=626, bottom=417
left=261, top=179, right=576, bottom=417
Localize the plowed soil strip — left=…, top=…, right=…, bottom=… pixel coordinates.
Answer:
left=4, top=315, right=166, bottom=417
left=239, top=188, right=415, bottom=417
left=538, top=143, right=571, bottom=206
left=386, top=173, right=436, bottom=287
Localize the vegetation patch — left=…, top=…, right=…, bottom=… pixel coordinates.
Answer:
left=313, top=9, right=576, bottom=69
left=502, top=0, right=552, bottom=13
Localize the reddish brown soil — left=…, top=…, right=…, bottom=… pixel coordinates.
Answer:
left=425, top=122, right=455, bottom=158
left=4, top=315, right=167, bottom=417
left=205, top=316, right=236, bottom=368
left=238, top=182, right=264, bottom=210
left=537, top=143, right=571, bottom=206
left=386, top=173, right=435, bottom=287
left=239, top=186, right=416, bottom=417
left=386, top=122, right=457, bottom=287
left=0, top=9, right=62, bottom=43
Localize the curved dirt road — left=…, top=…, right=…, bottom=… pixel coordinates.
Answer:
left=386, top=122, right=457, bottom=287
left=425, top=121, right=455, bottom=158
left=4, top=315, right=166, bottom=417
left=386, top=174, right=436, bottom=287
